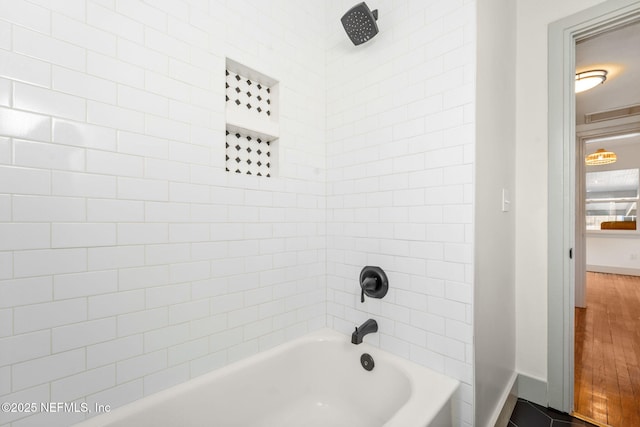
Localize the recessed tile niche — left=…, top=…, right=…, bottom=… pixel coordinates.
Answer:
left=225, top=59, right=279, bottom=177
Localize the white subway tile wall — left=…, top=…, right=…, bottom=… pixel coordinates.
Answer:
left=0, top=0, right=476, bottom=426
left=325, top=1, right=475, bottom=426
left=0, top=1, right=326, bottom=426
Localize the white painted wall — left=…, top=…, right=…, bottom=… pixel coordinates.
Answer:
left=587, top=234, right=640, bottom=274
left=474, top=0, right=516, bottom=424
left=325, top=1, right=476, bottom=425
left=514, top=0, right=605, bottom=384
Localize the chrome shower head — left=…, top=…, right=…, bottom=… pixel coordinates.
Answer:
left=341, top=2, right=379, bottom=46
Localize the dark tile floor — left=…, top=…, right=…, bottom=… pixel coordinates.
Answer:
left=509, top=398, right=599, bottom=427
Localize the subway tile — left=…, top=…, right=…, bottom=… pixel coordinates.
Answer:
left=411, top=308, right=446, bottom=334
left=87, top=335, right=143, bottom=369
left=51, top=365, right=115, bottom=403
left=87, top=100, right=145, bottom=133
left=228, top=339, right=259, bottom=363
left=117, top=307, right=168, bottom=337
left=144, top=70, right=191, bottom=102
left=115, top=0, right=167, bottom=31
left=445, top=356, right=472, bottom=384
left=87, top=2, right=144, bottom=43
left=52, top=66, right=117, bottom=104
left=409, top=344, right=445, bottom=373
left=0, top=194, right=9, bottom=221
left=13, top=26, right=85, bottom=71
left=117, top=223, right=168, bottom=245
left=88, top=290, right=145, bottom=320
left=0, top=308, right=11, bottom=337
left=0, top=384, right=49, bottom=424
left=0, top=276, right=52, bottom=308
left=0, top=50, right=51, bottom=88
left=52, top=223, right=116, bottom=248
left=86, top=380, right=143, bottom=413
left=189, top=350, right=226, bottom=377
left=0, top=79, right=9, bottom=107
left=168, top=223, right=209, bottom=243
left=0, top=366, right=9, bottom=395
left=13, top=195, right=86, bottom=223
left=12, top=349, right=85, bottom=391
left=0, top=0, right=51, bottom=34
left=169, top=182, right=210, bottom=203
left=14, top=298, right=86, bottom=334
left=53, top=119, right=117, bottom=151
left=13, top=248, right=86, bottom=279
left=168, top=100, right=211, bottom=127
left=27, top=0, right=85, bottom=20
left=0, top=331, right=50, bottom=366
left=118, top=265, right=168, bottom=291
left=54, top=270, right=118, bottom=299
left=144, top=27, right=190, bottom=63
left=0, top=20, right=9, bottom=50
left=118, top=85, right=168, bottom=117
left=117, top=177, right=168, bottom=201
left=145, top=243, right=191, bottom=266
left=145, top=202, right=190, bottom=223
left=445, top=318, right=472, bottom=344
left=118, top=131, right=169, bottom=159
left=0, top=108, right=51, bottom=142
left=168, top=338, right=208, bottom=366
left=116, top=349, right=166, bottom=384
left=426, top=259, right=466, bottom=282
left=144, top=324, right=189, bottom=355
left=52, top=318, right=116, bottom=352
left=117, top=38, right=168, bottom=73
left=52, top=12, right=117, bottom=56
left=145, top=115, right=190, bottom=144
left=0, top=223, right=50, bottom=250
left=87, top=199, right=145, bottom=222
left=191, top=276, right=227, bottom=300
left=427, top=296, right=466, bottom=321
left=146, top=283, right=190, bottom=308
left=87, top=52, right=144, bottom=88
left=167, top=16, right=208, bottom=50
left=52, top=171, right=117, bottom=198
left=13, top=139, right=85, bottom=172
left=88, top=245, right=145, bottom=271
left=168, top=58, right=210, bottom=88
left=87, top=150, right=144, bottom=177
left=169, top=261, right=210, bottom=283
left=0, top=253, right=12, bottom=280
left=168, top=300, right=209, bottom=324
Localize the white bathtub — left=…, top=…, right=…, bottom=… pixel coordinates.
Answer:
left=75, top=329, right=459, bottom=427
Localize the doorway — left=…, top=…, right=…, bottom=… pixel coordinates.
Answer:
left=548, top=0, right=640, bottom=418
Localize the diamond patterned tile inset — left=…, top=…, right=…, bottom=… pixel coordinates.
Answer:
left=225, top=69, right=271, bottom=116
left=225, top=130, right=271, bottom=177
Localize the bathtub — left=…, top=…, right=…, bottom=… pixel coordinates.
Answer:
left=75, top=328, right=459, bottom=427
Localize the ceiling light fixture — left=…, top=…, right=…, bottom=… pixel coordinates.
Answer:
left=575, top=69, right=608, bottom=93
left=585, top=148, right=617, bottom=165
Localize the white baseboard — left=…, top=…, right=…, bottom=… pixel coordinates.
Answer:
left=587, top=265, right=640, bottom=277
left=489, top=372, right=518, bottom=427
left=517, top=373, right=547, bottom=406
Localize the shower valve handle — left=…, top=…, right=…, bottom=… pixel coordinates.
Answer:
left=360, top=277, right=377, bottom=303
left=359, top=266, right=389, bottom=303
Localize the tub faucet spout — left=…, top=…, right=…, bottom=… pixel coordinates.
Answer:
left=351, top=319, right=378, bottom=344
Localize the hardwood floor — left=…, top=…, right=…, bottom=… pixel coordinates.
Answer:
left=574, top=272, right=640, bottom=426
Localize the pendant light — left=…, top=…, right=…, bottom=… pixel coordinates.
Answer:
left=585, top=148, right=617, bottom=165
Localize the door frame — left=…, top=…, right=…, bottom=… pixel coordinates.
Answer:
left=547, top=0, right=640, bottom=413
